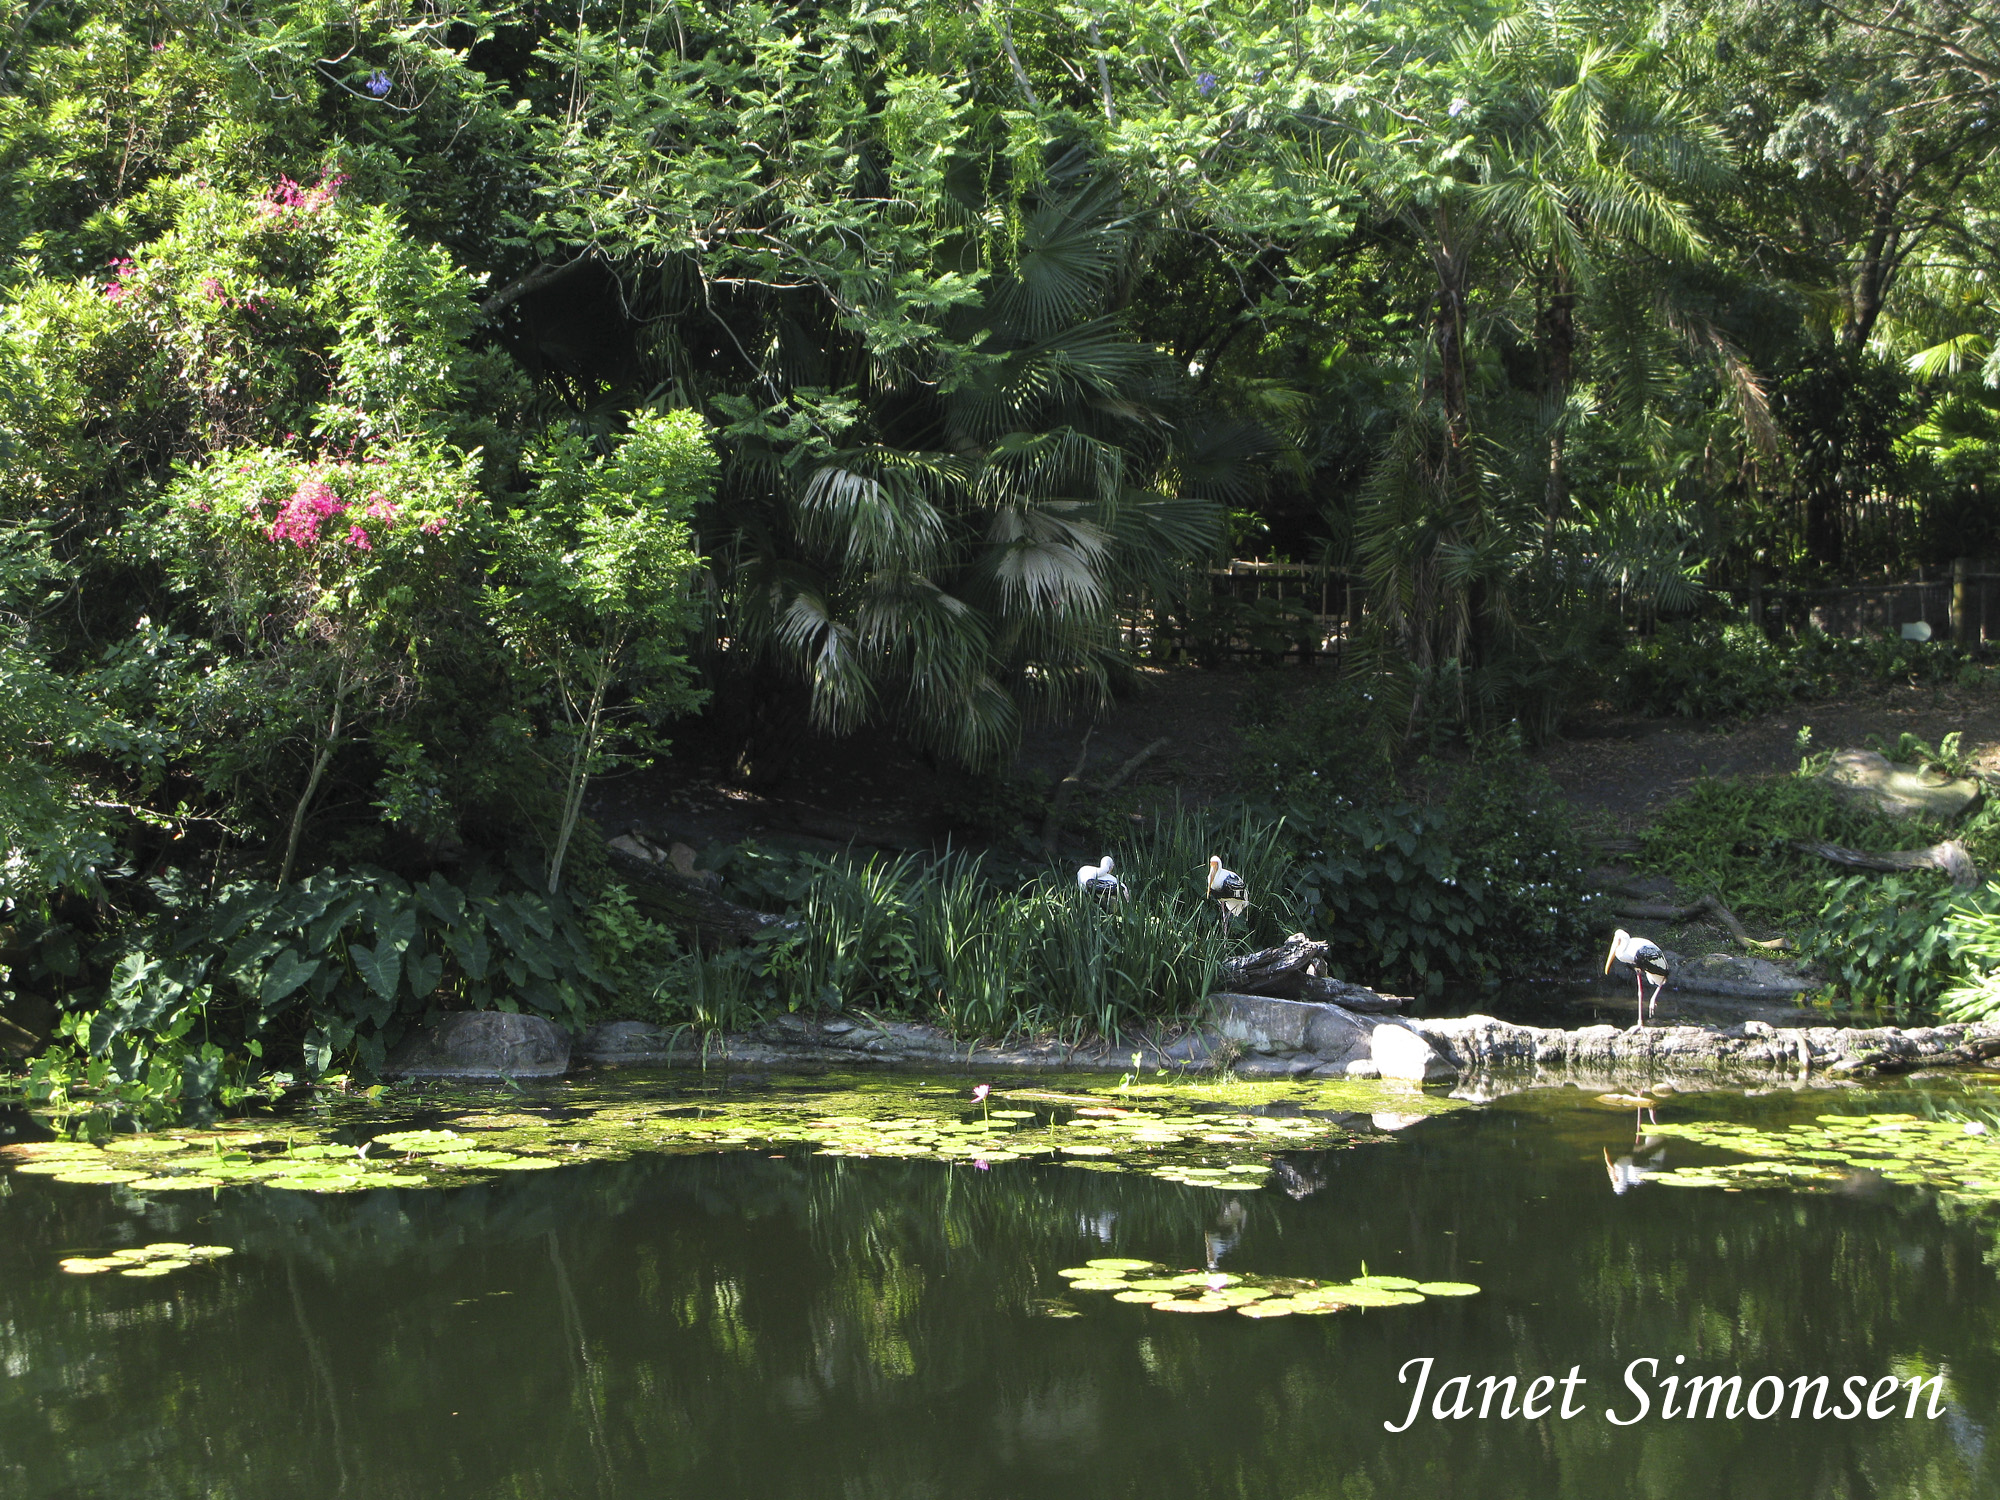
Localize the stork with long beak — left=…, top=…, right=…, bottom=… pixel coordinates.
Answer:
left=1076, top=854, right=1127, bottom=900
left=1207, top=856, right=1248, bottom=931
left=1605, top=928, right=1669, bottom=1026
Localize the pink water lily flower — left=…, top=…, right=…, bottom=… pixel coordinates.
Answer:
left=971, top=1084, right=991, bottom=1104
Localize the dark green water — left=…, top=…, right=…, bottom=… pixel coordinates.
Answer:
left=4, top=1079, right=1999, bottom=1499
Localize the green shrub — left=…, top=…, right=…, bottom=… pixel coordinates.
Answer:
left=1293, top=793, right=1601, bottom=995
left=1238, top=678, right=1397, bottom=816
left=1610, top=621, right=1981, bottom=722
left=1801, top=875, right=1972, bottom=1015
left=1610, top=621, right=1796, bottom=719
left=33, top=865, right=607, bottom=1107
left=1639, top=772, right=1927, bottom=923
left=1939, top=891, right=2000, bottom=1022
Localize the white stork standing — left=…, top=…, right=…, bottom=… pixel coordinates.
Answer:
left=1604, top=929, right=1670, bottom=1026
left=1206, top=856, right=1248, bottom=930
left=1076, top=854, right=1128, bottom=900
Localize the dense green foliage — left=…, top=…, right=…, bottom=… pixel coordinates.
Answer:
left=1639, top=769, right=1929, bottom=923
left=1241, top=685, right=1602, bottom=991
left=4, top=0, right=2000, bottom=1088
left=1611, top=623, right=1988, bottom=720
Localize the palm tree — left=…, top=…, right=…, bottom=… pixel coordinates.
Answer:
left=1475, top=0, right=1728, bottom=544
left=697, top=163, right=1224, bottom=781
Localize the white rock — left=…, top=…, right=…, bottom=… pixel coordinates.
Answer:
left=1370, top=1023, right=1457, bottom=1083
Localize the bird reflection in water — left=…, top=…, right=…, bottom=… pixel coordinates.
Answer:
left=1203, top=1199, right=1248, bottom=1270
left=1604, top=1103, right=1665, bottom=1195
left=1271, top=1159, right=1324, bottom=1201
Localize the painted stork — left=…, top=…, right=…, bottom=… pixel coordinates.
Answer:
left=1604, top=929, right=1670, bottom=1026
left=1206, top=856, right=1248, bottom=929
left=1076, top=854, right=1127, bottom=900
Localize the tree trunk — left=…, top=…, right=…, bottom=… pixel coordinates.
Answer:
left=1542, top=275, right=1577, bottom=550
left=1428, top=203, right=1473, bottom=459
left=278, top=677, right=346, bottom=887
left=546, top=647, right=612, bottom=896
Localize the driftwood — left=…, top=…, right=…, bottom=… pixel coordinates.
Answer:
left=1217, top=934, right=1408, bottom=1012
left=1788, top=836, right=1979, bottom=888
left=1040, top=728, right=1095, bottom=856
left=1606, top=893, right=1792, bottom=951
left=605, top=833, right=792, bottom=951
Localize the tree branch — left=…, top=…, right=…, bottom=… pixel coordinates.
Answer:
left=991, top=5, right=1038, bottom=105
left=479, top=254, right=594, bottom=319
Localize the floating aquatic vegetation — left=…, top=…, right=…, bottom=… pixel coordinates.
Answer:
left=1639, top=1112, right=2000, bottom=1201
left=0, top=1073, right=1460, bottom=1202
left=1051, top=1259, right=1481, bottom=1317
left=59, top=1243, right=233, bottom=1278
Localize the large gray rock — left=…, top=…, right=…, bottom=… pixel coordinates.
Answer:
left=1304, top=1005, right=1377, bottom=1064
left=384, top=1012, right=571, bottom=1080
left=1214, top=993, right=1316, bottom=1054
left=576, top=1020, right=683, bottom=1066
left=1410, top=1012, right=2000, bottom=1094
left=1211, top=993, right=1459, bottom=1082
left=1232, top=1052, right=1319, bottom=1079
left=1820, top=748, right=1980, bottom=821
left=1670, top=953, right=1815, bottom=999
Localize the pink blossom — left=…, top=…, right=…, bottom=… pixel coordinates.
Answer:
left=265, top=475, right=347, bottom=547
left=971, top=1084, right=991, bottom=1104
left=362, top=492, right=398, bottom=523
left=344, top=524, right=372, bottom=551
left=419, top=518, right=444, bottom=535
left=200, top=277, right=226, bottom=303
left=258, top=169, right=349, bottom=227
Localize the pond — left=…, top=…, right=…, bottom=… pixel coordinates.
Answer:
left=3, top=1070, right=1999, bottom=1499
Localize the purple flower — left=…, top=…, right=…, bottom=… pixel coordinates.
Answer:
left=1196, top=71, right=1218, bottom=96
left=366, top=70, right=391, bottom=98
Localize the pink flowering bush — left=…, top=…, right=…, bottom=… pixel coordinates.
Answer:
left=258, top=170, right=349, bottom=229
left=180, top=442, right=474, bottom=571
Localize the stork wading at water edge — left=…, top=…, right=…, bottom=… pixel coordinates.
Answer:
left=1207, top=856, right=1248, bottom=931
left=1076, top=855, right=1128, bottom=900
left=1605, top=929, right=1670, bottom=1025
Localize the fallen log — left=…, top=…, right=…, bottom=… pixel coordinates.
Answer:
left=1216, top=934, right=1407, bottom=1012
left=1604, top=893, right=1791, bottom=951
left=1787, top=836, right=1979, bottom=888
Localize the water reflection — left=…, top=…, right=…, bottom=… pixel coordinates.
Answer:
left=0, top=1084, right=1997, bottom=1498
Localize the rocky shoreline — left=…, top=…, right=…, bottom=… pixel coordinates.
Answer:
left=385, top=992, right=2000, bottom=1098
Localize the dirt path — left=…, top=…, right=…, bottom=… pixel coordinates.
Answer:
left=1534, top=682, right=2000, bottom=836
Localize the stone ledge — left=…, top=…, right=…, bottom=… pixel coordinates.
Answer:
left=384, top=1013, right=571, bottom=1080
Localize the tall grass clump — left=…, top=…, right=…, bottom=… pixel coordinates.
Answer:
left=658, top=810, right=1295, bottom=1043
